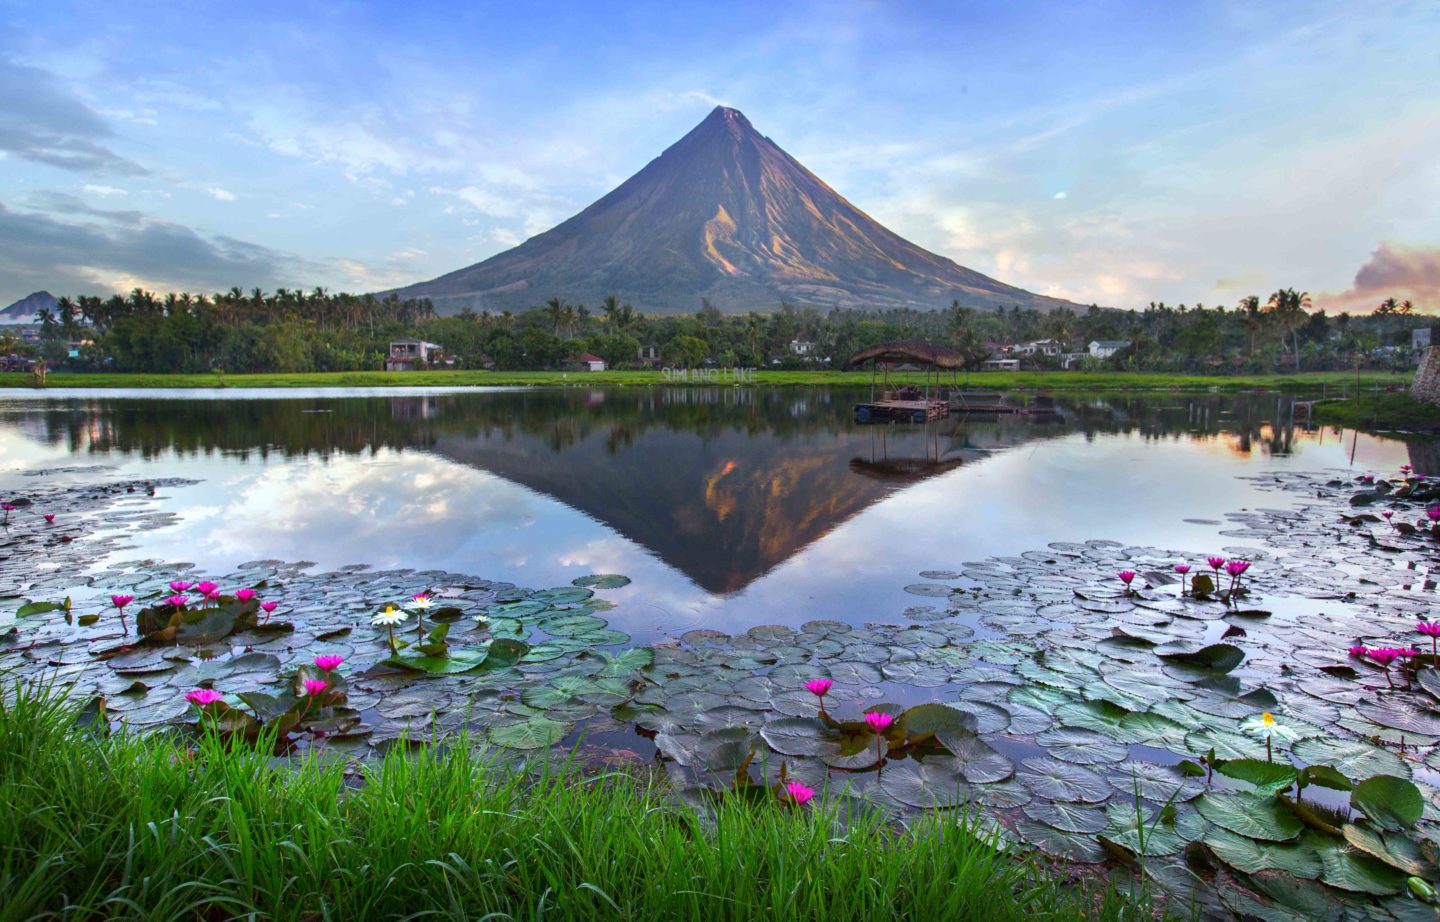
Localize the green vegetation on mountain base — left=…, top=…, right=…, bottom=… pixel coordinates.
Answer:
left=0, top=685, right=1142, bottom=921
left=0, top=368, right=1410, bottom=393
left=1312, top=392, right=1440, bottom=431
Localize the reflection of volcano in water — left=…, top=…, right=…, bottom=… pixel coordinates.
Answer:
left=432, top=424, right=986, bottom=594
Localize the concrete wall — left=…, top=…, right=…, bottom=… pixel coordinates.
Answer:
left=1412, top=346, right=1440, bottom=404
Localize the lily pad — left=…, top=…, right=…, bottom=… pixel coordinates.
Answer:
left=487, top=717, right=570, bottom=750
left=1018, top=756, right=1110, bottom=803
left=1351, top=775, right=1424, bottom=831
left=1194, top=792, right=1303, bottom=842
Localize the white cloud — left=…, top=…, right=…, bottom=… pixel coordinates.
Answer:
left=206, top=186, right=237, bottom=201
left=82, top=184, right=127, bottom=197
left=1052, top=191, right=1068, bottom=200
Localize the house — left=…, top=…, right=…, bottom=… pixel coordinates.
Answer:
left=1088, top=340, right=1129, bottom=359
left=577, top=353, right=607, bottom=372
left=385, top=338, right=442, bottom=371
left=637, top=344, right=661, bottom=366
left=982, top=357, right=1021, bottom=371
left=789, top=340, right=816, bottom=356
left=1019, top=339, right=1063, bottom=357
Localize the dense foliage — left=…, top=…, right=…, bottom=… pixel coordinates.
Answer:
left=6, top=285, right=1428, bottom=374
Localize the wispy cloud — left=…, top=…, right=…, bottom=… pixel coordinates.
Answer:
left=0, top=61, right=147, bottom=175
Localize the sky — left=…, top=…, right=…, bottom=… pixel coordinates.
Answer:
left=0, top=0, right=1437, bottom=313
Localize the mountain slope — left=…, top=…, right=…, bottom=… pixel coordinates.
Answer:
left=0, top=291, right=57, bottom=325
left=392, top=107, right=1078, bottom=314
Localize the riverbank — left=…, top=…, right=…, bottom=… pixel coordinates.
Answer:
left=0, top=368, right=1410, bottom=393
left=1312, top=392, right=1440, bottom=432
left=0, top=684, right=1140, bottom=921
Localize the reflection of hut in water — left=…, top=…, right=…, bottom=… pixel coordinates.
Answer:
left=845, top=340, right=987, bottom=424
left=849, top=457, right=966, bottom=483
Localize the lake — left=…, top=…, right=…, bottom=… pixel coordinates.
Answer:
left=0, top=386, right=1417, bottom=643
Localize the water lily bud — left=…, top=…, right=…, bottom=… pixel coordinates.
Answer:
left=1408, top=876, right=1435, bottom=903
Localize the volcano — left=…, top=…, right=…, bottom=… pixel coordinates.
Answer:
left=393, top=107, right=1077, bottom=314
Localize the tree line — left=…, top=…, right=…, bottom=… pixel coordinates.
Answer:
left=2, top=285, right=1426, bottom=374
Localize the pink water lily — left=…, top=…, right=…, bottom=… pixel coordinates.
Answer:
left=1419, top=622, right=1440, bottom=665
left=165, top=594, right=190, bottom=608
left=1118, top=570, right=1137, bottom=595
left=314, top=655, right=344, bottom=672
left=302, top=678, right=328, bottom=697
left=1427, top=507, right=1440, bottom=523
left=1402, top=465, right=1413, bottom=475
left=864, top=711, right=895, bottom=733
left=864, top=710, right=895, bottom=764
left=111, top=593, right=134, bottom=632
left=195, top=581, right=218, bottom=596
left=1368, top=646, right=1402, bottom=688
left=185, top=688, right=223, bottom=707
left=42, top=513, right=55, bottom=523
left=234, top=588, right=255, bottom=602
left=1207, top=556, right=1226, bottom=572
left=168, top=580, right=193, bottom=593
left=260, top=600, right=278, bottom=622
left=1347, top=644, right=1368, bottom=657
left=1382, top=510, right=1394, bottom=519
left=805, top=678, right=832, bottom=713
left=1363, top=475, right=1376, bottom=484
left=784, top=781, right=815, bottom=806
left=1, top=502, right=14, bottom=524
left=805, top=678, right=832, bottom=698
left=1174, top=564, right=1191, bottom=597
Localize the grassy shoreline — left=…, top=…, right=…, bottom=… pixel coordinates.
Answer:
left=1311, top=392, right=1440, bottom=432
left=0, top=368, right=1410, bottom=393
left=0, top=684, right=1143, bottom=921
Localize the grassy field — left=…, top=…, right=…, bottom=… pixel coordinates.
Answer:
left=0, top=684, right=1149, bottom=921
left=1312, top=392, right=1440, bottom=431
left=0, top=367, right=1411, bottom=393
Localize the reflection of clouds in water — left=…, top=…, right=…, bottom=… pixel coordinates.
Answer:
left=0, top=407, right=1420, bottom=644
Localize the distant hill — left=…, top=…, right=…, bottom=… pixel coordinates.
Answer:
left=0, top=291, right=57, bottom=325
left=390, top=106, right=1081, bottom=315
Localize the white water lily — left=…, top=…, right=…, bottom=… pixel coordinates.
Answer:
left=371, top=605, right=408, bottom=627
left=1240, top=711, right=1301, bottom=743
left=408, top=594, right=433, bottom=611
left=473, top=614, right=489, bottom=625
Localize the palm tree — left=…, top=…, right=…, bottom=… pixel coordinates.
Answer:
left=1264, top=288, right=1311, bottom=371
left=1238, top=296, right=1261, bottom=357
left=543, top=297, right=567, bottom=335
left=601, top=294, right=621, bottom=326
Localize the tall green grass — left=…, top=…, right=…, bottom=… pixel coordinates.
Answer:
left=0, top=683, right=1148, bottom=921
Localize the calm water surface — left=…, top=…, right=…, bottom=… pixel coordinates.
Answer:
left=0, top=387, right=1426, bottom=640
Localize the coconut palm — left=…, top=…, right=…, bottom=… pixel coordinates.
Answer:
left=1238, top=296, right=1261, bottom=357
left=1264, top=288, right=1311, bottom=371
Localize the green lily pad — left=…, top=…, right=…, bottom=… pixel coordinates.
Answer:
left=1023, top=801, right=1108, bottom=834
left=1215, top=759, right=1300, bottom=796
left=487, top=717, right=570, bottom=750
left=1202, top=828, right=1322, bottom=878
left=946, top=736, right=1015, bottom=783
left=1315, top=839, right=1408, bottom=895
left=760, top=717, right=833, bottom=757
left=1343, top=824, right=1434, bottom=877
left=1292, top=737, right=1409, bottom=780
left=1194, top=792, right=1303, bottom=842
left=571, top=574, right=631, bottom=590
left=1018, top=756, right=1110, bottom=803
left=1351, top=775, right=1424, bottom=831
left=875, top=757, right=973, bottom=809
left=1110, top=761, right=1205, bottom=803
left=1035, top=727, right=1127, bottom=765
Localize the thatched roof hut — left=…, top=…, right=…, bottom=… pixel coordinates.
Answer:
left=842, top=339, right=986, bottom=370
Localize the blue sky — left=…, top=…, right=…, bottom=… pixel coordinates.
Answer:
left=1, top=0, right=1437, bottom=311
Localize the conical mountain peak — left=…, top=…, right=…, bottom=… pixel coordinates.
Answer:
left=393, top=109, right=1077, bottom=314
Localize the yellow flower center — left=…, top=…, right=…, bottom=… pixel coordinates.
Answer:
left=1261, top=712, right=1274, bottom=727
